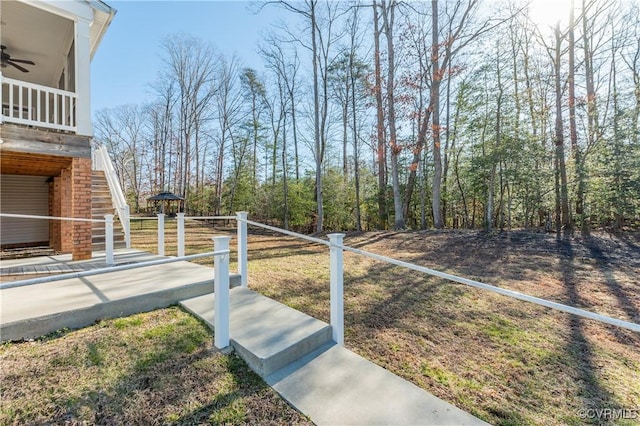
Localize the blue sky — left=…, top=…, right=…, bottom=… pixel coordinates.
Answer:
left=91, top=1, right=287, bottom=113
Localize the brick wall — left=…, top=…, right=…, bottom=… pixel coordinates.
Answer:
left=59, top=167, right=73, bottom=253
left=48, top=157, right=92, bottom=260
left=71, top=157, right=92, bottom=260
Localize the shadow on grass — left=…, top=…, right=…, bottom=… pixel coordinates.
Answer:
left=169, top=355, right=268, bottom=424
left=584, top=237, right=640, bottom=324
left=556, top=237, right=624, bottom=419
left=344, top=261, right=452, bottom=330
left=31, top=308, right=304, bottom=425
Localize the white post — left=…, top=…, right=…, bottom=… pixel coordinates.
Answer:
left=213, top=236, right=231, bottom=350
left=157, top=213, right=165, bottom=256
left=75, top=18, right=92, bottom=136
left=124, top=205, right=131, bottom=249
left=104, top=214, right=114, bottom=266
left=177, top=212, right=185, bottom=257
left=329, top=233, right=345, bottom=345
left=236, top=211, right=248, bottom=287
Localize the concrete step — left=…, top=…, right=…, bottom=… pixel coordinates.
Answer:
left=92, top=203, right=114, bottom=210
left=0, top=250, right=242, bottom=341
left=92, top=234, right=126, bottom=244
left=180, top=288, right=488, bottom=425
left=93, top=196, right=112, bottom=203
left=91, top=222, right=123, bottom=228
left=92, top=241, right=128, bottom=250
left=266, top=344, right=488, bottom=425
left=92, top=212, right=117, bottom=218
left=180, top=287, right=332, bottom=378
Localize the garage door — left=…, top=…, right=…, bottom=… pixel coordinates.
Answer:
left=1, top=175, right=50, bottom=246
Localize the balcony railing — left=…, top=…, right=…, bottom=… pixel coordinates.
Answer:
left=1, top=73, right=77, bottom=133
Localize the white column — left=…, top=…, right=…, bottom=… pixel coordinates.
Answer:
left=329, top=233, right=345, bottom=345
left=213, top=236, right=231, bottom=350
left=177, top=212, right=185, bottom=257
left=104, top=214, right=114, bottom=266
left=157, top=213, right=165, bottom=256
left=236, top=211, right=248, bottom=287
left=75, top=18, right=92, bottom=136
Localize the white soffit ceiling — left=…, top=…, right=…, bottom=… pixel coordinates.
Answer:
left=1, top=1, right=73, bottom=87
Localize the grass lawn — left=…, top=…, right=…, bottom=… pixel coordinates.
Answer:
left=0, top=307, right=311, bottom=425
left=130, top=219, right=639, bottom=426
left=2, top=218, right=638, bottom=425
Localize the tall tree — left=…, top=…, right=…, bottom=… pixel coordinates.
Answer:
left=161, top=33, right=217, bottom=211
left=553, top=23, right=572, bottom=233
left=381, top=0, right=405, bottom=229
left=373, top=0, right=388, bottom=229
left=273, top=0, right=339, bottom=232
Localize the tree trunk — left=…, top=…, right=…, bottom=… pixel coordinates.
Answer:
left=431, top=0, right=444, bottom=229
left=554, top=24, right=571, bottom=233
left=381, top=0, right=404, bottom=230
left=373, top=0, right=387, bottom=229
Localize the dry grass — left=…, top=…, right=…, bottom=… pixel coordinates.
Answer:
left=129, top=219, right=640, bottom=424
left=0, top=307, right=311, bottom=425
left=240, top=228, right=640, bottom=426
left=3, top=219, right=638, bottom=425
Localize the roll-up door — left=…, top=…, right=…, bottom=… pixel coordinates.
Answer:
left=1, top=175, right=50, bottom=246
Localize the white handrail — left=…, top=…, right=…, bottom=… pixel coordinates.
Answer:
left=93, top=144, right=130, bottom=248
left=0, top=250, right=228, bottom=290
left=0, top=212, right=115, bottom=265
left=1, top=73, right=77, bottom=132
left=236, top=217, right=640, bottom=334
left=0, top=212, right=104, bottom=223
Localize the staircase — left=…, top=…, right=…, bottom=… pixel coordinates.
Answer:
left=179, top=288, right=488, bottom=425
left=92, top=171, right=126, bottom=251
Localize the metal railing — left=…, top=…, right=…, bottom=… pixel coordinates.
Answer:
left=92, top=144, right=131, bottom=248
left=1, top=73, right=77, bottom=132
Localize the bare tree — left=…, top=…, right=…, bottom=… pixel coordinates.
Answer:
left=161, top=33, right=217, bottom=212
left=430, top=0, right=513, bottom=228
left=213, top=55, right=245, bottom=215
left=94, top=105, right=147, bottom=212
left=270, top=0, right=341, bottom=232
left=373, top=0, right=388, bottom=229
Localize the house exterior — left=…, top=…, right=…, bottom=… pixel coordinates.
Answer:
left=0, top=0, right=116, bottom=260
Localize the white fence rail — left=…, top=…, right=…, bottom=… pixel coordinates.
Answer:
left=92, top=144, right=131, bottom=248
left=3, top=212, right=638, bottom=350
left=0, top=212, right=116, bottom=266
left=0, top=73, right=77, bottom=132
left=170, top=214, right=640, bottom=340
left=234, top=217, right=640, bottom=335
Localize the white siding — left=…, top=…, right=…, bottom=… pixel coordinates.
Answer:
left=1, top=175, right=50, bottom=246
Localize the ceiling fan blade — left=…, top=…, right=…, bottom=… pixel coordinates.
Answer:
left=8, top=61, right=29, bottom=73
left=10, top=58, right=35, bottom=65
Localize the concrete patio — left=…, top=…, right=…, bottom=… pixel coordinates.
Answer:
left=0, top=249, right=240, bottom=341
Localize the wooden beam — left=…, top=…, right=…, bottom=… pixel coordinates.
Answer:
left=0, top=152, right=72, bottom=176
left=0, top=124, right=91, bottom=158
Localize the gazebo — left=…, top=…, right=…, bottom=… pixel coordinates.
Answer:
left=147, top=192, right=184, bottom=216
